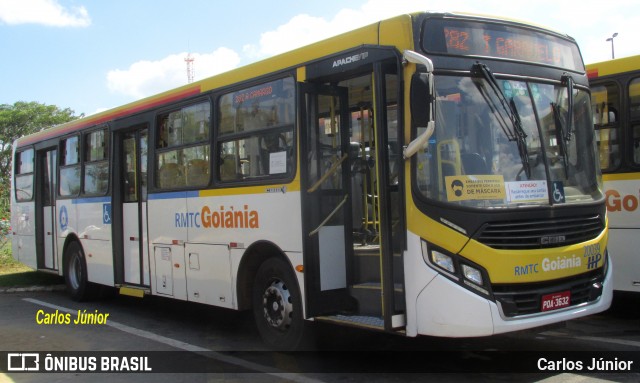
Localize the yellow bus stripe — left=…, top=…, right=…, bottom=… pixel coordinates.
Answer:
left=603, top=172, right=640, bottom=182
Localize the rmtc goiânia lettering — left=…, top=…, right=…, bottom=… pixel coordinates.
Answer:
left=175, top=205, right=259, bottom=229
left=605, top=189, right=639, bottom=212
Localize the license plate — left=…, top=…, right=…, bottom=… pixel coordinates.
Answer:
left=541, top=290, right=571, bottom=312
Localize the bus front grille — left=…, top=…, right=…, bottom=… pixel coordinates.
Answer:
left=475, top=214, right=604, bottom=250
left=492, top=266, right=606, bottom=318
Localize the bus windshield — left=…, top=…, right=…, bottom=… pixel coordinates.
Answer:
left=415, top=74, right=603, bottom=208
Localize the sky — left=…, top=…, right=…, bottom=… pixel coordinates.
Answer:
left=1, top=0, right=639, bottom=117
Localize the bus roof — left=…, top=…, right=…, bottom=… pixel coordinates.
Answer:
left=16, top=11, right=575, bottom=149
left=16, top=14, right=405, bottom=148
left=586, top=55, right=640, bottom=80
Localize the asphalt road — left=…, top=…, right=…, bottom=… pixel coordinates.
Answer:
left=1, top=289, right=639, bottom=382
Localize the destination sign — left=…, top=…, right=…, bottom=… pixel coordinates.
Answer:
left=423, top=18, right=584, bottom=71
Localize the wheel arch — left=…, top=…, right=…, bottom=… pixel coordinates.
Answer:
left=236, top=240, right=295, bottom=311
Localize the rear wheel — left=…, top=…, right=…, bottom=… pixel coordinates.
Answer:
left=64, top=241, right=94, bottom=301
left=252, top=257, right=308, bottom=350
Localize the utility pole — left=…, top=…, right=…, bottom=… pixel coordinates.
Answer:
left=606, top=33, right=618, bottom=59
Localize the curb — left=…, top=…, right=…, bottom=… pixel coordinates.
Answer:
left=0, top=285, right=66, bottom=294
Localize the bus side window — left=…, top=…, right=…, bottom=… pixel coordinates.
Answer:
left=633, top=125, right=640, bottom=165
left=216, top=77, right=295, bottom=183
left=83, top=129, right=109, bottom=195
left=157, top=157, right=185, bottom=189
left=60, top=136, right=81, bottom=196
left=158, top=118, right=169, bottom=148
left=186, top=158, right=209, bottom=186
left=155, top=101, right=210, bottom=190
left=14, top=149, right=34, bottom=201
left=592, top=82, right=621, bottom=171
left=629, top=78, right=640, bottom=166
left=219, top=143, right=241, bottom=181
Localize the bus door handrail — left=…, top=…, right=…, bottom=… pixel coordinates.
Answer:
left=308, top=194, right=348, bottom=237
left=306, top=153, right=348, bottom=193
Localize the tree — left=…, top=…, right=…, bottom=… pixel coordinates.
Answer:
left=0, top=102, right=82, bottom=216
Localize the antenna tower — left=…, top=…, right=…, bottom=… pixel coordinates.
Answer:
left=185, top=53, right=195, bottom=83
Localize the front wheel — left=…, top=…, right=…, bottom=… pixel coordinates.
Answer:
left=252, top=257, right=308, bottom=350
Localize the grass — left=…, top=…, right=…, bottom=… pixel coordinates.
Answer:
left=0, top=240, right=64, bottom=287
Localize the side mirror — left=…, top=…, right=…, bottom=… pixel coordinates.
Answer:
left=404, top=73, right=434, bottom=159
left=411, top=73, right=430, bottom=128
left=403, top=50, right=436, bottom=159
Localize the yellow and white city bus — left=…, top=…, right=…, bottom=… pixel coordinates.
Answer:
left=587, top=55, right=640, bottom=293
left=12, top=11, right=611, bottom=349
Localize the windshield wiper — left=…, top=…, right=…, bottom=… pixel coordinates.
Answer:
left=472, top=62, right=531, bottom=178
left=562, top=73, right=574, bottom=142
left=510, top=98, right=531, bottom=179
left=551, top=102, right=570, bottom=178
left=551, top=73, right=575, bottom=179
left=472, top=63, right=516, bottom=140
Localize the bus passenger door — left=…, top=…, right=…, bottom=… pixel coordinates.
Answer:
left=36, top=149, right=58, bottom=271
left=119, top=128, right=150, bottom=286
left=300, top=62, right=405, bottom=331
left=300, top=83, right=355, bottom=316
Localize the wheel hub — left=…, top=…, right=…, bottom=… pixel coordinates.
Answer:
left=262, top=280, right=293, bottom=331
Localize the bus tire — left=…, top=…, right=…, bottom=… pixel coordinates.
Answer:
left=64, top=241, right=93, bottom=302
left=252, top=257, right=307, bottom=350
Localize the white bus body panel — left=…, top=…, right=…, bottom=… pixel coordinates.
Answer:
left=148, top=190, right=303, bottom=308
left=56, top=200, right=76, bottom=271
left=151, top=244, right=187, bottom=300
left=73, top=198, right=114, bottom=286
left=153, top=246, right=171, bottom=295
left=12, top=201, right=37, bottom=269
left=141, top=201, right=149, bottom=286
left=608, top=229, right=639, bottom=292
left=10, top=145, right=37, bottom=270
left=404, top=231, right=613, bottom=337
left=153, top=246, right=174, bottom=296
left=145, top=189, right=304, bottom=245
left=604, top=176, right=640, bottom=292
left=185, top=243, right=233, bottom=308
left=42, top=207, right=56, bottom=269
left=123, top=202, right=141, bottom=285
left=147, top=189, right=303, bottom=308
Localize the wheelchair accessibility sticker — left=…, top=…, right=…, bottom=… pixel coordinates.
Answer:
left=103, top=203, right=111, bottom=224
left=59, top=205, right=68, bottom=231
left=552, top=181, right=565, bottom=203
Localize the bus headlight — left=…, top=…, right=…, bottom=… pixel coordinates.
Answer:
left=432, top=250, right=455, bottom=273
left=422, top=241, right=455, bottom=274
left=462, top=264, right=483, bottom=285
left=421, top=240, right=491, bottom=297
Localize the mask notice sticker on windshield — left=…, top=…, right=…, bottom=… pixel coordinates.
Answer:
left=445, top=175, right=505, bottom=201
